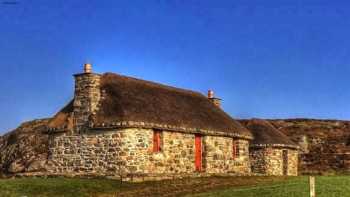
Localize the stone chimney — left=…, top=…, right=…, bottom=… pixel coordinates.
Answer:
left=73, top=63, right=101, bottom=131
left=207, top=90, right=222, bottom=108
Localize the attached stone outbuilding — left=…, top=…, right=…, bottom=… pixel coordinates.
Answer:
left=46, top=64, right=253, bottom=180
left=243, top=119, right=299, bottom=176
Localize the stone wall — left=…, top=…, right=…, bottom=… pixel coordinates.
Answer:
left=48, top=128, right=251, bottom=178
left=287, top=150, right=298, bottom=176
left=122, top=129, right=196, bottom=174
left=203, top=136, right=250, bottom=174
left=250, top=148, right=266, bottom=174
left=48, top=130, right=121, bottom=176
left=250, top=147, right=298, bottom=176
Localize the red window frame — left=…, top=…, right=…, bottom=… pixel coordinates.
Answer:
left=233, top=140, right=240, bottom=159
left=153, top=130, right=162, bottom=152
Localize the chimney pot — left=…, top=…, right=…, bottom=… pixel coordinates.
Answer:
left=207, top=90, right=221, bottom=108
left=84, top=63, right=92, bottom=73
left=208, top=90, right=214, bottom=99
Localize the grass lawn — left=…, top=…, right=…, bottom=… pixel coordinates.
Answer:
left=195, top=176, right=350, bottom=197
left=0, top=176, right=349, bottom=197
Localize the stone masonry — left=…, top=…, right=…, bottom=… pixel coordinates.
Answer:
left=73, top=73, right=101, bottom=131
left=48, top=128, right=251, bottom=178
left=250, top=147, right=298, bottom=176
left=203, top=136, right=250, bottom=174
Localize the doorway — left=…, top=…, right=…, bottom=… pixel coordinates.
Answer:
left=282, top=150, right=288, bottom=175
left=195, top=134, right=202, bottom=172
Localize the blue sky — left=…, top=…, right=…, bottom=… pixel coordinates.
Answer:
left=0, top=0, right=349, bottom=134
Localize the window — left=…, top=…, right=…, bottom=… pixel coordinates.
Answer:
left=233, top=140, right=240, bottom=159
left=153, top=129, right=162, bottom=152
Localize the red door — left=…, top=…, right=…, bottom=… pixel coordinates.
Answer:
left=282, top=150, right=288, bottom=175
left=195, top=134, right=202, bottom=172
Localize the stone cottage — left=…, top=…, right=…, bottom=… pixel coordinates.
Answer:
left=243, top=119, right=299, bottom=176
left=45, top=64, right=253, bottom=179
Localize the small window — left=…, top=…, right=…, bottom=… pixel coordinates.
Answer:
left=153, top=130, right=162, bottom=152
left=233, top=140, right=240, bottom=159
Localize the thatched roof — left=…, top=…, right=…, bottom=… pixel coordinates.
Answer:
left=47, top=100, right=74, bottom=131
left=48, top=72, right=252, bottom=139
left=241, top=119, right=298, bottom=149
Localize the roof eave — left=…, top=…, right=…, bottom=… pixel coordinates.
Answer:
left=250, top=143, right=300, bottom=150
left=89, top=121, right=253, bottom=140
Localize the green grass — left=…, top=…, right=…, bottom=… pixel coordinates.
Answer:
left=0, top=177, right=130, bottom=197
left=195, top=176, right=350, bottom=197
left=0, top=176, right=349, bottom=197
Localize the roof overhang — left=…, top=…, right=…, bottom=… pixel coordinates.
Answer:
left=90, top=121, right=253, bottom=140
left=250, top=143, right=300, bottom=150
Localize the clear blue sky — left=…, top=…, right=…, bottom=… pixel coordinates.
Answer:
left=0, top=0, right=349, bottom=134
